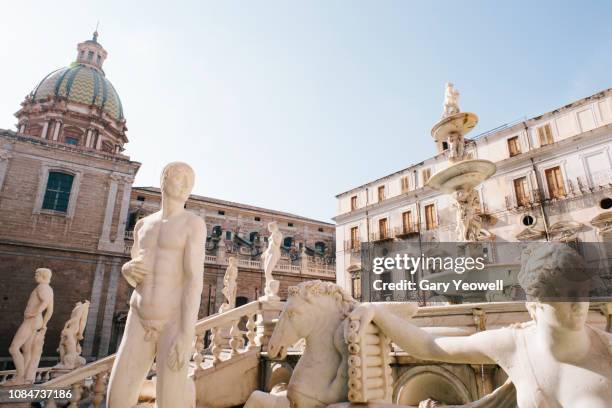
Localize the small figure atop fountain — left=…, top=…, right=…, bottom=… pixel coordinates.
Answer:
left=442, top=82, right=460, bottom=118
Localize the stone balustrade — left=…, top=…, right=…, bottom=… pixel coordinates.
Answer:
left=204, top=254, right=336, bottom=278
left=23, top=299, right=282, bottom=407
left=0, top=366, right=54, bottom=385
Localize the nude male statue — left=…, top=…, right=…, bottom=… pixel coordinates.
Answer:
left=6, top=268, right=54, bottom=386
left=261, top=222, right=282, bottom=299
left=219, top=257, right=238, bottom=313
left=106, top=162, right=206, bottom=408
left=350, top=243, right=612, bottom=408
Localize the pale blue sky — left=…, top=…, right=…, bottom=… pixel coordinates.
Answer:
left=1, top=1, right=610, bottom=222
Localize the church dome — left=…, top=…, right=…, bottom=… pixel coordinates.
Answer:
left=29, top=31, right=124, bottom=122
left=32, top=63, right=124, bottom=121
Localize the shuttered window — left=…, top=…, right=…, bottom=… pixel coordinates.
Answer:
left=377, top=186, right=385, bottom=202
left=42, top=172, right=74, bottom=213
left=402, top=211, right=413, bottom=233
left=379, top=218, right=389, bottom=239
left=545, top=166, right=565, bottom=198
left=507, top=136, right=521, bottom=157
left=537, top=124, right=554, bottom=146
left=425, top=204, right=436, bottom=230
left=350, top=226, right=359, bottom=250
left=400, top=176, right=410, bottom=193
left=513, top=177, right=529, bottom=206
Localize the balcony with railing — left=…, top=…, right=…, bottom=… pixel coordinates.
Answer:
left=370, top=229, right=394, bottom=242
left=394, top=224, right=419, bottom=239
left=505, top=189, right=541, bottom=210
left=343, top=239, right=361, bottom=252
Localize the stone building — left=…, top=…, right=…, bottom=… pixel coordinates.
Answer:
left=0, top=32, right=139, bottom=363
left=118, top=186, right=336, bottom=341
left=334, top=87, right=612, bottom=300
left=0, top=32, right=334, bottom=366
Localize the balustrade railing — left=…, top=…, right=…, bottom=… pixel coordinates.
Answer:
left=203, top=254, right=335, bottom=276
left=0, top=366, right=54, bottom=385
left=31, top=300, right=281, bottom=407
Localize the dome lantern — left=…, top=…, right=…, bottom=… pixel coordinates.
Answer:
left=75, top=30, right=108, bottom=72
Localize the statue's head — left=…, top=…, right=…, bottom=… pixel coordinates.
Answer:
left=268, top=280, right=357, bottom=359
left=228, top=257, right=237, bottom=267
left=35, top=268, right=52, bottom=283
left=519, top=243, right=591, bottom=331
left=268, top=221, right=278, bottom=233
left=160, top=162, right=195, bottom=202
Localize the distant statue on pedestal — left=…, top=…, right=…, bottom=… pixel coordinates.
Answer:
left=300, top=246, right=309, bottom=273
left=442, top=82, right=460, bottom=118
left=261, top=222, right=282, bottom=300
left=349, top=243, right=612, bottom=407
left=107, top=162, right=205, bottom=408
left=5, top=268, right=54, bottom=386
left=54, top=300, right=90, bottom=370
left=219, top=258, right=238, bottom=313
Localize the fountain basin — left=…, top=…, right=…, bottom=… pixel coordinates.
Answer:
left=431, top=112, right=478, bottom=142
left=427, top=159, right=496, bottom=193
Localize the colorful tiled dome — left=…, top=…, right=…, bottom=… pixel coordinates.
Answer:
left=32, top=63, right=124, bottom=121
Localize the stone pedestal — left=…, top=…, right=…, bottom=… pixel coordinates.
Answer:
left=256, top=301, right=283, bottom=352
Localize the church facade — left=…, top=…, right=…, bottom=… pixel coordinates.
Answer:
left=0, top=32, right=334, bottom=366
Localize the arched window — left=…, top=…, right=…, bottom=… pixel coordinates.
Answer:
left=283, top=237, right=293, bottom=248
left=42, top=172, right=74, bottom=213
left=249, top=231, right=259, bottom=243
left=236, top=296, right=248, bottom=307
left=315, top=241, right=326, bottom=254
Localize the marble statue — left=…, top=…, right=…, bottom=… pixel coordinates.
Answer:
left=5, top=268, right=54, bottom=386
left=442, top=82, right=460, bottom=118
left=453, top=189, right=483, bottom=242
left=301, top=246, right=309, bottom=272
left=348, top=243, right=612, bottom=407
left=107, top=162, right=206, bottom=408
left=219, top=257, right=238, bottom=313
left=447, top=131, right=464, bottom=162
left=261, top=222, right=282, bottom=300
left=54, top=300, right=90, bottom=370
left=246, top=281, right=357, bottom=408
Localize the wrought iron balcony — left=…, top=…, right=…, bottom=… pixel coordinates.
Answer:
left=370, top=229, right=394, bottom=242
left=394, top=224, right=419, bottom=238
left=344, top=239, right=361, bottom=252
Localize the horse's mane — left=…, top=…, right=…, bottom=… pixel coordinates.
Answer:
left=288, top=280, right=358, bottom=317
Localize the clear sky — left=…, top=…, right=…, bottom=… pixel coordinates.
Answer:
left=1, top=1, right=611, bottom=222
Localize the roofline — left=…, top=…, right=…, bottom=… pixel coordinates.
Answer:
left=132, top=186, right=335, bottom=227
left=335, top=87, right=612, bottom=198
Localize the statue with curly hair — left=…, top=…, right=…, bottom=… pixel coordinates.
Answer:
left=348, top=243, right=612, bottom=407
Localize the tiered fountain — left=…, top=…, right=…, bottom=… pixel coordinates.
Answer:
left=426, top=83, right=496, bottom=242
